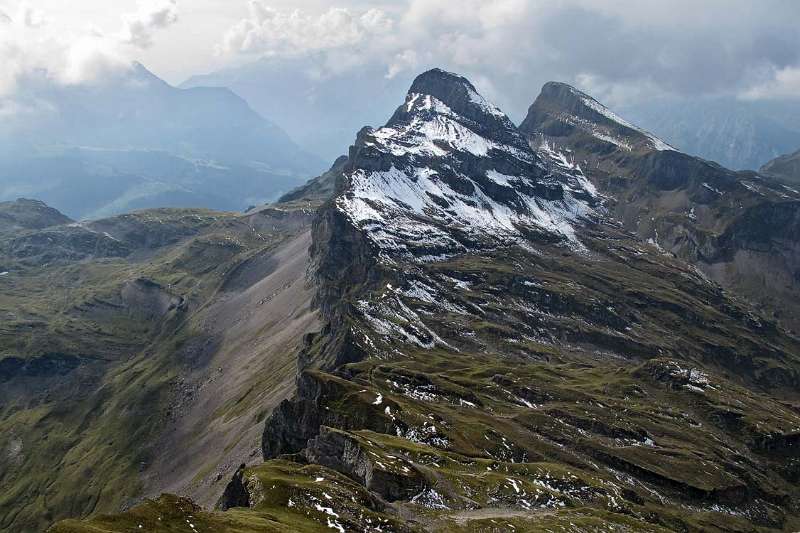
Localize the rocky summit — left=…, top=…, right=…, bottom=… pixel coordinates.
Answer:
left=10, top=69, right=800, bottom=533
left=335, top=69, right=598, bottom=260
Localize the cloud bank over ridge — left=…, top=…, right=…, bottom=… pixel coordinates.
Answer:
left=213, top=0, right=800, bottom=113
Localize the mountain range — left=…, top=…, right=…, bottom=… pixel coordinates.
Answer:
left=1, top=69, right=799, bottom=532
left=0, top=63, right=325, bottom=219
left=522, top=82, right=800, bottom=333
left=4, top=58, right=798, bottom=222
left=620, top=97, right=800, bottom=171
left=182, top=58, right=422, bottom=163
left=184, top=58, right=800, bottom=172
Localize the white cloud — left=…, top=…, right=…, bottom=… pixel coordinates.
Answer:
left=741, top=66, right=800, bottom=101
left=386, top=49, right=417, bottom=79
left=0, top=0, right=180, bottom=98
left=1, top=0, right=798, bottom=116
left=214, top=0, right=800, bottom=112
left=218, top=2, right=392, bottom=58
left=119, top=0, right=179, bottom=48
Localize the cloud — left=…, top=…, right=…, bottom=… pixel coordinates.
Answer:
left=216, top=0, right=800, bottom=113
left=741, top=66, right=800, bottom=100
left=119, top=0, right=179, bottom=48
left=386, top=49, right=417, bottom=79
left=0, top=0, right=180, bottom=98
left=218, top=2, right=392, bottom=58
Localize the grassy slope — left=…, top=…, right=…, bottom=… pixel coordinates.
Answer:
left=52, top=221, right=800, bottom=532
left=0, top=206, right=317, bottom=532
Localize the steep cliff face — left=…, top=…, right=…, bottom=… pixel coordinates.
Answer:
left=52, top=71, right=800, bottom=532
left=520, top=82, right=800, bottom=332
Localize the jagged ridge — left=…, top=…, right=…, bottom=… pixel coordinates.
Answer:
left=336, top=69, right=599, bottom=261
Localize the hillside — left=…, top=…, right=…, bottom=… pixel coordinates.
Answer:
left=0, top=200, right=320, bottom=531
left=761, top=148, right=800, bottom=185
left=0, top=198, right=73, bottom=235
left=50, top=70, right=800, bottom=532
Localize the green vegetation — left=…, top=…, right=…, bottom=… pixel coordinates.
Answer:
left=5, top=182, right=799, bottom=533
left=56, top=219, right=800, bottom=531
left=0, top=206, right=314, bottom=532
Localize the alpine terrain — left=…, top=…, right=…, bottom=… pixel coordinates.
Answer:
left=521, top=82, right=800, bottom=333
left=37, top=70, right=800, bottom=532
left=0, top=198, right=320, bottom=531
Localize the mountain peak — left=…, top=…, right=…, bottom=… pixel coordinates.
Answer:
left=539, top=80, right=583, bottom=98
left=124, top=61, right=172, bottom=88
left=333, top=70, right=599, bottom=260
left=521, top=81, right=674, bottom=153
left=403, top=68, right=510, bottom=130
left=408, top=68, right=478, bottom=100
left=760, top=147, right=800, bottom=184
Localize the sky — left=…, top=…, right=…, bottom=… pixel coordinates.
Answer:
left=1, top=0, right=799, bottom=114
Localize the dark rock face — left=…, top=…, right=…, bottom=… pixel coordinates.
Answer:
left=629, top=150, right=730, bottom=191
left=262, top=371, right=393, bottom=459
left=716, top=201, right=800, bottom=256
left=310, top=204, right=378, bottom=324
left=0, top=353, right=81, bottom=382
left=216, top=464, right=250, bottom=511
left=305, top=427, right=426, bottom=501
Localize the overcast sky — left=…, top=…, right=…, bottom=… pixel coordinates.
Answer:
left=2, top=0, right=799, bottom=114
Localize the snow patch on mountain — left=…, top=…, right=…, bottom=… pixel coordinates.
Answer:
left=338, top=163, right=592, bottom=260
left=336, top=71, right=599, bottom=261
left=466, top=86, right=507, bottom=119
left=537, top=140, right=599, bottom=198
left=367, top=93, right=533, bottom=161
